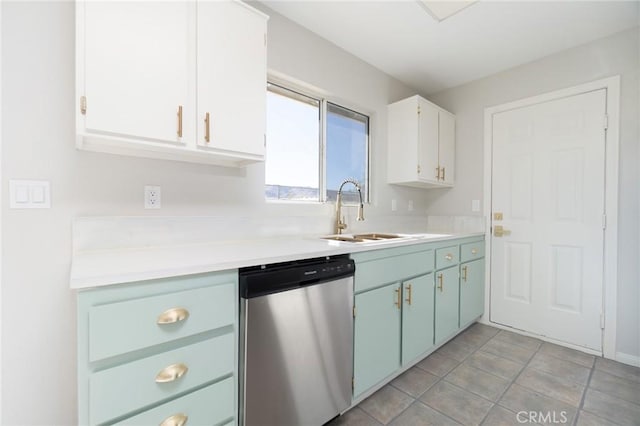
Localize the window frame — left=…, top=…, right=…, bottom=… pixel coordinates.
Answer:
left=266, top=78, right=371, bottom=204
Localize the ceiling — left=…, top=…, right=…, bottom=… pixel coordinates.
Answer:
left=260, top=1, right=640, bottom=95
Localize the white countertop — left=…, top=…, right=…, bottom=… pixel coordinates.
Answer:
left=70, top=232, right=485, bottom=289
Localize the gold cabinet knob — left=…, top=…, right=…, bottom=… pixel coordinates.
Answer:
left=155, top=363, right=188, bottom=383
left=157, top=307, right=190, bottom=325
left=471, top=248, right=478, bottom=255
left=160, top=413, right=188, bottom=426
left=445, top=253, right=453, bottom=261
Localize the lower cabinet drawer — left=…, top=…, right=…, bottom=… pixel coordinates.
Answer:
left=89, top=334, right=234, bottom=425
left=435, top=246, right=458, bottom=270
left=460, top=241, right=485, bottom=262
left=113, top=377, right=235, bottom=426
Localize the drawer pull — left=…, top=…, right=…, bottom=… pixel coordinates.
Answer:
left=405, top=284, right=412, bottom=305
left=160, top=413, right=188, bottom=426
left=445, top=253, right=453, bottom=261
left=462, top=265, right=468, bottom=282
left=394, top=287, right=401, bottom=310
left=437, top=274, right=443, bottom=292
left=155, top=363, right=189, bottom=383
left=471, top=248, right=478, bottom=255
left=157, top=307, right=190, bottom=325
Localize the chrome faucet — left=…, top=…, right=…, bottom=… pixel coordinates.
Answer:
left=335, top=179, right=365, bottom=234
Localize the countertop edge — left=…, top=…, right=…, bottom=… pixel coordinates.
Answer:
left=70, top=232, right=486, bottom=290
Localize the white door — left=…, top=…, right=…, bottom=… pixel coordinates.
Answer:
left=197, top=1, right=266, bottom=155
left=83, top=1, right=191, bottom=143
left=490, top=89, right=607, bottom=351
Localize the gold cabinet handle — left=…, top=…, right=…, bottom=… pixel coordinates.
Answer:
left=394, top=287, right=401, bottom=310
left=445, top=253, right=453, bottom=261
left=435, top=166, right=440, bottom=180
left=204, top=112, right=210, bottom=143
left=157, top=307, right=190, bottom=325
left=441, top=167, right=446, bottom=181
left=462, top=265, right=468, bottom=282
left=155, top=363, right=188, bottom=383
left=471, top=248, right=478, bottom=255
left=405, top=284, right=412, bottom=305
left=160, top=413, right=188, bottom=426
left=437, top=273, right=444, bottom=292
left=177, top=105, right=183, bottom=138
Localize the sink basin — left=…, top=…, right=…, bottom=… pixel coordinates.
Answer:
left=322, top=235, right=367, bottom=243
left=321, top=233, right=407, bottom=244
left=352, top=233, right=402, bottom=240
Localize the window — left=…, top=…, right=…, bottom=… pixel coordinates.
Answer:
left=265, top=82, right=369, bottom=203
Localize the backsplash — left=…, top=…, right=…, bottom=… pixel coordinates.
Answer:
left=425, top=215, right=486, bottom=234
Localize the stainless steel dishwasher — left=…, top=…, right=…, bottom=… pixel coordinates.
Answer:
left=239, top=255, right=354, bottom=426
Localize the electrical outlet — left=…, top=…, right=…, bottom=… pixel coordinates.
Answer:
left=144, top=185, right=161, bottom=209
left=472, top=199, right=480, bottom=212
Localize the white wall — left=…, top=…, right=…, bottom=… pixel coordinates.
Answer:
left=427, top=28, right=640, bottom=361
left=1, top=2, right=429, bottom=424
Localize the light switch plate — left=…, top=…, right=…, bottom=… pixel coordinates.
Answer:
left=471, top=199, right=480, bottom=212
left=9, top=180, right=51, bottom=209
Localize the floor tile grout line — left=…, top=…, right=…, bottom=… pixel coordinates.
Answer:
left=571, top=361, right=596, bottom=426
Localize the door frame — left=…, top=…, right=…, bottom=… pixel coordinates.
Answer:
left=482, top=76, right=620, bottom=359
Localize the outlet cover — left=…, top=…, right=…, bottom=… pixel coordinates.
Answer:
left=144, top=185, right=161, bottom=209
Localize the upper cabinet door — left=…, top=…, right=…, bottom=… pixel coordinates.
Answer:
left=438, top=111, right=455, bottom=186
left=82, top=1, right=191, bottom=144
left=417, top=100, right=440, bottom=184
left=197, top=1, right=267, bottom=156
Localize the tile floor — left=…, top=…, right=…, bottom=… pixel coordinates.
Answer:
left=330, top=324, right=640, bottom=426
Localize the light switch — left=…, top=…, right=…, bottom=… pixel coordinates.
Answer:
left=471, top=199, right=480, bottom=212
left=10, top=180, right=51, bottom=209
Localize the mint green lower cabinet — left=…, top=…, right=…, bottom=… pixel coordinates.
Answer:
left=113, top=377, right=235, bottom=426
left=401, top=273, right=435, bottom=365
left=353, top=283, right=401, bottom=397
left=434, top=266, right=460, bottom=344
left=77, top=271, right=238, bottom=426
left=460, top=258, right=485, bottom=326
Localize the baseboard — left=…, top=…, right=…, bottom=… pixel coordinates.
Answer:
left=615, top=352, right=640, bottom=367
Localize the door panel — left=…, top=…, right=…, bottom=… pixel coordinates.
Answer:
left=438, top=111, right=455, bottom=185
left=434, top=267, right=459, bottom=344
left=417, top=100, right=439, bottom=183
left=197, top=1, right=266, bottom=155
left=460, top=259, right=485, bottom=326
left=353, top=284, right=401, bottom=396
left=402, top=273, right=434, bottom=365
left=490, top=89, right=606, bottom=351
left=84, top=1, right=190, bottom=143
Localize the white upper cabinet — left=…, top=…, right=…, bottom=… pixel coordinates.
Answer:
left=76, top=1, right=268, bottom=167
left=387, top=95, right=455, bottom=188
left=197, top=1, right=266, bottom=157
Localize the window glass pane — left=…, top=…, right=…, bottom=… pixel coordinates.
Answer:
left=265, top=84, right=320, bottom=201
left=326, top=102, right=369, bottom=203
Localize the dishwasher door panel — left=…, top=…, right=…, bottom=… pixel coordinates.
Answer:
left=242, top=276, right=354, bottom=426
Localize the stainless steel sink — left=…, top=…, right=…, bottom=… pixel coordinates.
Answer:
left=322, top=235, right=367, bottom=243
left=352, top=233, right=402, bottom=240
left=321, top=233, right=404, bottom=243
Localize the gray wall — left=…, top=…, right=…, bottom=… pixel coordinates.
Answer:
left=1, top=2, right=425, bottom=424
left=428, top=28, right=640, bottom=360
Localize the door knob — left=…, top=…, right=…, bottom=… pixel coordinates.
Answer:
left=494, top=225, right=511, bottom=237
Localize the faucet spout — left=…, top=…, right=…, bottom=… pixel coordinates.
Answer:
left=335, top=179, right=365, bottom=234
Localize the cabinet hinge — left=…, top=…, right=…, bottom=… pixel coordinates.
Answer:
left=353, top=306, right=356, bottom=318
left=600, top=312, right=605, bottom=329
left=417, top=164, right=421, bottom=174
left=351, top=377, right=354, bottom=393
left=80, top=96, right=87, bottom=115
left=417, top=105, right=421, bottom=115
left=603, top=114, right=608, bottom=130
left=602, top=214, right=607, bottom=230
